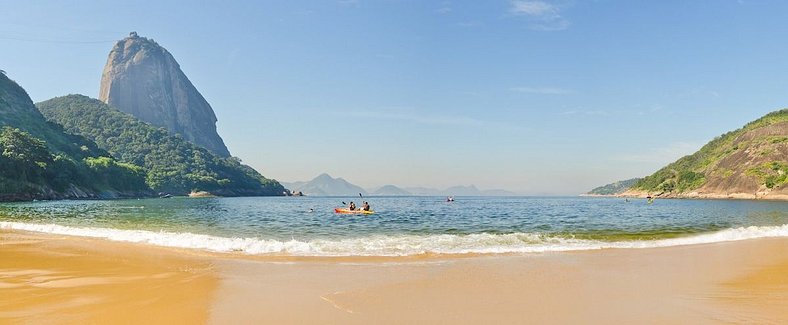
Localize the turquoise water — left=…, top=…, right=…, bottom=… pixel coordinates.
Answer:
left=1, top=196, right=787, bottom=256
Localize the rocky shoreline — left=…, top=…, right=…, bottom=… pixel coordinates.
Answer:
left=0, top=184, right=155, bottom=202
left=617, top=189, right=788, bottom=201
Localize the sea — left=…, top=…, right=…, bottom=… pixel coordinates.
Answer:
left=1, top=196, right=787, bottom=257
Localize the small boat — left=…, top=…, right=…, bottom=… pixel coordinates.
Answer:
left=334, top=208, right=375, bottom=215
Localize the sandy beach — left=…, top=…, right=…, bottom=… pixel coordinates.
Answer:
left=0, top=231, right=217, bottom=324
left=2, top=230, right=787, bottom=324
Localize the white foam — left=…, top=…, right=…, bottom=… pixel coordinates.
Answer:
left=2, top=221, right=787, bottom=257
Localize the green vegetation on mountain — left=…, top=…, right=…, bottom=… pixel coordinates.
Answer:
left=631, top=109, right=788, bottom=198
left=587, top=178, right=641, bottom=195
left=37, top=95, right=285, bottom=196
left=1, top=73, right=150, bottom=200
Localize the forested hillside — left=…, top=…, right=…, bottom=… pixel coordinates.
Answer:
left=624, top=109, right=787, bottom=200
left=38, top=95, right=285, bottom=196
left=0, top=72, right=151, bottom=200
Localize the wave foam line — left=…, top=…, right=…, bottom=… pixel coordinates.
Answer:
left=2, top=222, right=788, bottom=256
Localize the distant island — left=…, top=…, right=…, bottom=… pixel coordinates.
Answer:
left=281, top=173, right=367, bottom=197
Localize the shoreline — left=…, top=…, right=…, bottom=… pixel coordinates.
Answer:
left=581, top=192, right=788, bottom=201
left=3, top=192, right=788, bottom=204
left=2, top=230, right=787, bottom=323
left=617, top=189, right=788, bottom=201
left=3, top=220, right=787, bottom=256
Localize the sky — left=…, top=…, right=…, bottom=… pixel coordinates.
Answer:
left=1, top=0, right=787, bottom=195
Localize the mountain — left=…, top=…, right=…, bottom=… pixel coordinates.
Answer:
left=586, top=178, right=642, bottom=196
left=37, top=95, right=285, bottom=197
left=404, top=187, right=443, bottom=196
left=622, top=109, right=787, bottom=200
left=280, top=181, right=306, bottom=191
left=480, top=189, right=519, bottom=196
left=285, top=173, right=367, bottom=196
left=0, top=71, right=151, bottom=201
left=98, top=32, right=230, bottom=157
left=371, top=185, right=411, bottom=196
left=443, top=185, right=483, bottom=196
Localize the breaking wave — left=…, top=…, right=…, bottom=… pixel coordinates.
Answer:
left=2, top=221, right=787, bottom=257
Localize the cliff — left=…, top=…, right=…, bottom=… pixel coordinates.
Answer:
left=98, top=32, right=231, bottom=157
left=621, top=109, right=788, bottom=200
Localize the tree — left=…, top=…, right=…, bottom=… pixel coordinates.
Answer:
left=37, top=95, right=286, bottom=196
left=0, top=127, right=52, bottom=181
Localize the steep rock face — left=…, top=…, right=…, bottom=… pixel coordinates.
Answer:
left=99, top=32, right=231, bottom=157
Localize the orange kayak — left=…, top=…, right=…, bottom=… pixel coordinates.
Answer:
left=334, top=208, right=375, bottom=215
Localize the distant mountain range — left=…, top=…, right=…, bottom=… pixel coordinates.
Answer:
left=283, top=173, right=519, bottom=196
left=372, top=185, right=411, bottom=196
left=281, top=173, right=367, bottom=196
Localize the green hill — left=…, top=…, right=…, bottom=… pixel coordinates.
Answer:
left=625, top=109, right=787, bottom=200
left=586, top=178, right=641, bottom=195
left=0, top=72, right=150, bottom=200
left=37, top=95, right=285, bottom=196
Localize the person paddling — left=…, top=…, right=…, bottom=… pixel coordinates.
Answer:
left=361, top=201, right=370, bottom=211
left=348, top=201, right=356, bottom=211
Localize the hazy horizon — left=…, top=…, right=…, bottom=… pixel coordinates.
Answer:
left=2, top=1, right=787, bottom=195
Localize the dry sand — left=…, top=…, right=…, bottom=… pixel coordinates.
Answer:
left=2, top=230, right=786, bottom=324
left=0, top=231, right=217, bottom=324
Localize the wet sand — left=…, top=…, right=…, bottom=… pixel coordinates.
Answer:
left=211, top=238, right=788, bottom=324
left=2, top=230, right=786, bottom=324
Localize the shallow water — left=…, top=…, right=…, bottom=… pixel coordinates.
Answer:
left=1, top=196, right=786, bottom=256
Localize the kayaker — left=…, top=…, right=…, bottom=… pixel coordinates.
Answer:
left=348, top=201, right=356, bottom=211
left=361, top=201, right=370, bottom=211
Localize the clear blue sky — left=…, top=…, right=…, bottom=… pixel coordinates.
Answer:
left=2, top=1, right=787, bottom=195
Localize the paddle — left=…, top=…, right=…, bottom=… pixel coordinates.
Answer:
left=341, top=194, right=364, bottom=210
left=343, top=193, right=362, bottom=205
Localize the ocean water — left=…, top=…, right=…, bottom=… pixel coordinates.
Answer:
left=1, top=196, right=787, bottom=256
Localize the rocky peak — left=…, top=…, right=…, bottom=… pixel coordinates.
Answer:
left=98, top=33, right=231, bottom=157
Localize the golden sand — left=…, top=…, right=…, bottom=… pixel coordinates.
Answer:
left=0, top=231, right=217, bottom=324
left=210, top=238, right=788, bottom=324
left=2, top=230, right=787, bottom=324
